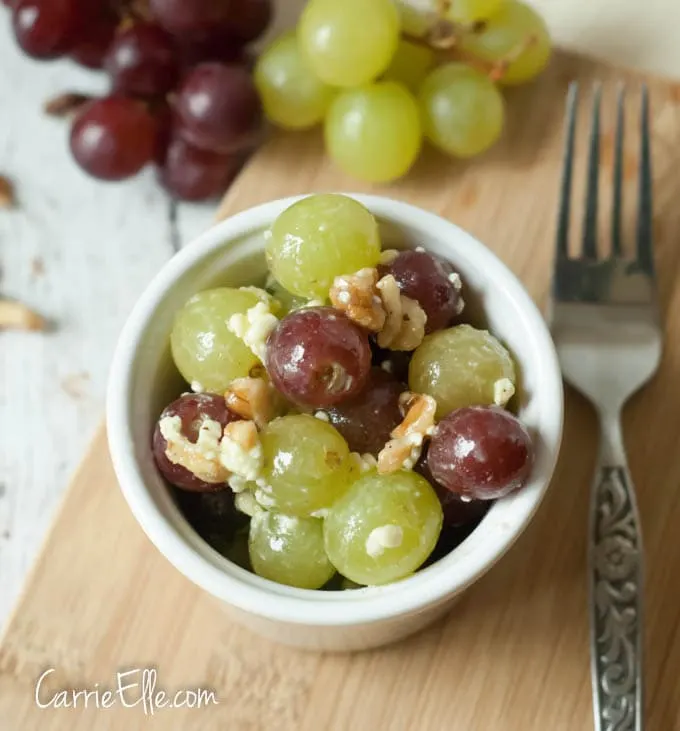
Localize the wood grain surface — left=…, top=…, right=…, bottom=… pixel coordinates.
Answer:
left=2, top=50, right=680, bottom=731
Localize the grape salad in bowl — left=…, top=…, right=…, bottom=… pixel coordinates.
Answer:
left=107, top=193, right=563, bottom=651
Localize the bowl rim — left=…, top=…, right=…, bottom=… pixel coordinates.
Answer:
left=106, top=192, right=564, bottom=627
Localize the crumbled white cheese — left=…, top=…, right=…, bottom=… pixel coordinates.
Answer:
left=455, top=297, right=465, bottom=315
left=401, top=444, right=422, bottom=471
left=219, top=428, right=263, bottom=481
left=378, top=249, right=400, bottom=265
left=255, top=487, right=277, bottom=508
left=228, top=474, right=249, bottom=493
left=310, top=508, right=329, bottom=518
left=304, top=298, right=325, bottom=308
left=255, top=476, right=272, bottom=490
left=380, top=360, right=393, bottom=374
left=159, top=415, right=228, bottom=483
left=415, top=246, right=425, bottom=253
left=351, top=452, right=378, bottom=473
left=448, top=272, right=462, bottom=291
left=227, top=301, right=279, bottom=362
left=494, top=377, right=515, bottom=407
left=365, top=525, right=404, bottom=558
left=314, top=410, right=330, bottom=422
left=190, top=381, right=204, bottom=393
left=235, top=491, right=262, bottom=517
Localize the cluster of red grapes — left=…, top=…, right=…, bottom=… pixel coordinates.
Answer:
left=4, top=0, right=270, bottom=201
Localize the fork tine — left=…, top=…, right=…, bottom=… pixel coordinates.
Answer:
left=556, top=82, right=579, bottom=258
left=582, top=83, right=602, bottom=259
left=637, top=84, right=654, bottom=275
left=611, top=85, right=625, bottom=257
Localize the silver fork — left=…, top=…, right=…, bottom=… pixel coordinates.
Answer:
left=548, top=82, right=662, bottom=731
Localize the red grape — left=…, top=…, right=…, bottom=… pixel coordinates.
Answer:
left=174, top=62, right=262, bottom=154
left=105, top=22, right=179, bottom=97
left=160, top=137, right=244, bottom=202
left=266, top=307, right=372, bottom=408
left=70, top=11, right=117, bottom=69
left=70, top=96, right=158, bottom=181
left=173, top=488, right=244, bottom=537
left=178, top=34, right=246, bottom=67
left=379, top=250, right=463, bottom=333
left=225, top=0, right=272, bottom=43
left=148, top=0, right=232, bottom=39
left=427, top=406, right=533, bottom=500
left=152, top=393, right=240, bottom=492
left=326, top=368, right=405, bottom=456
left=12, top=0, right=88, bottom=59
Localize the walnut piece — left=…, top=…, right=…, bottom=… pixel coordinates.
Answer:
left=225, top=377, right=277, bottom=427
left=376, top=275, right=427, bottom=351
left=377, top=393, right=437, bottom=474
left=330, top=268, right=386, bottom=332
left=44, top=92, right=92, bottom=117
left=220, top=420, right=263, bottom=482
left=0, top=175, right=15, bottom=209
left=159, top=415, right=229, bottom=484
left=0, top=299, right=46, bottom=331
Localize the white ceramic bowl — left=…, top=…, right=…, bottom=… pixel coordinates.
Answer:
left=107, top=194, right=563, bottom=653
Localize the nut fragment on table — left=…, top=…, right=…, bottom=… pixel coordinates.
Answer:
left=330, top=268, right=386, bottom=331
left=44, top=92, right=92, bottom=118
left=0, top=299, right=46, bottom=331
left=377, top=393, right=437, bottom=474
left=0, top=175, right=15, bottom=209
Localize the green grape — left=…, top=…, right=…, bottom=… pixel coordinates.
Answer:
left=259, top=414, right=355, bottom=516
left=418, top=63, right=504, bottom=158
left=249, top=511, right=336, bottom=589
left=170, top=288, right=264, bottom=392
left=265, top=275, right=307, bottom=315
left=447, top=0, right=505, bottom=22
left=324, top=470, right=443, bottom=586
left=267, top=194, right=381, bottom=299
left=254, top=31, right=336, bottom=130
left=460, top=0, right=551, bottom=85
left=409, top=324, right=516, bottom=418
left=298, top=0, right=400, bottom=87
left=325, top=82, right=422, bottom=184
left=383, top=39, right=436, bottom=92
left=392, top=0, right=432, bottom=36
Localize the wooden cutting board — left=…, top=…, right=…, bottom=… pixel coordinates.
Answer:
left=2, top=50, right=680, bottom=731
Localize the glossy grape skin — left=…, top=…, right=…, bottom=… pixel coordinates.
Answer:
left=379, top=250, right=463, bottom=333
left=266, top=307, right=371, bottom=408
left=174, top=62, right=262, bottom=154
left=226, top=0, right=272, bottom=43
left=105, top=23, right=179, bottom=97
left=325, top=81, right=422, bottom=184
left=160, top=137, right=244, bottom=202
left=326, top=368, right=405, bottom=456
left=382, top=39, right=436, bottom=92
left=70, top=97, right=158, bottom=181
left=298, top=0, right=399, bottom=87
left=148, top=0, right=232, bottom=38
left=324, top=470, right=443, bottom=586
left=419, top=63, right=504, bottom=158
left=409, top=324, right=516, bottom=417
left=254, top=31, right=335, bottom=131
left=460, top=0, right=551, bottom=85
left=70, top=11, right=116, bottom=69
left=12, top=0, right=86, bottom=58
left=170, top=287, right=264, bottom=393
left=249, top=511, right=335, bottom=589
left=152, top=393, right=239, bottom=492
left=447, top=0, right=505, bottom=22
left=266, top=194, right=381, bottom=300
left=259, top=414, right=355, bottom=516
left=177, top=34, right=246, bottom=67
left=427, top=406, right=533, bottom=500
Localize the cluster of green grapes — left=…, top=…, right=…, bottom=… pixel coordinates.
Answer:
left=153, top=194, right=534, bottom=590
left=254, top=0, right=551, bottom=183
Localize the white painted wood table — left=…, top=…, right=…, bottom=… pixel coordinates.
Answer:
left=1, top=0, right=679, bottom=630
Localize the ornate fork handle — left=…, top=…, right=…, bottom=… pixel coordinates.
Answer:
left=590, top=418, right=644, bottom=731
